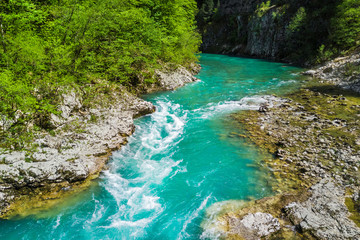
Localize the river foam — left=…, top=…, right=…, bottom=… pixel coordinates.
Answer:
left=0, top=54, right=303, bottom=240
left=99, top=98, right=188, bottom=238
left=192, top=95, right=281, bottom=119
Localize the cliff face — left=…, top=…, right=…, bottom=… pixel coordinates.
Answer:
left=245, top=7, right=287, bottom=59
left=197, top=0, right=357, bottom=65
left=199, top=0, right=289, bottom=60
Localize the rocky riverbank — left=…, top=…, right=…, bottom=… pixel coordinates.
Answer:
left=0, top=66, right=198, bottom=218
left=202, top=77, right=360, bottom=239
left=202, top=178, right=360, bottom=240
left=303, top=52, right=360, bottom=93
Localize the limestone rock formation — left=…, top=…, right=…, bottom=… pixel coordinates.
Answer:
left=0, top=67, right=198, bottom=218
left=285, top=179, right=360, bottom=239
left=199, top=0, right=287, bottom=60
left=304, top=53, right=360, bottom=93
left=155, top=67, right=198, bottom=91
left=228, top=212, right=280, bottom=239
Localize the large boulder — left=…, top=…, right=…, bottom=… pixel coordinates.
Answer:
left=285, top=178, right=360, bottom=240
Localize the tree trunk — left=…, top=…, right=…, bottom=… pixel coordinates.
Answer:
left=0, top=17, right=6, bottom=53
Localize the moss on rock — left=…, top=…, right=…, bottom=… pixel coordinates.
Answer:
left=203, top=81, right=360, bottom=239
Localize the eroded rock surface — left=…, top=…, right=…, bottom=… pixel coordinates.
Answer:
left=304, top=53, right=360, bottom=93
left=202, top=84, right=360, bottom=239
left=285, top=179, right=360, bottom=240
left=0, top=67, right=198, bottom=217
left=200, top=0, right=287, bottom=60
left=228, top=212, right=280, bottom=240
left=203, top=179, right=360, bottom=240
left=233, top=87, right=360, bottom=191
left=155, top=66, right=198, bottom=91
left=0, top=89, right=155, bottom=216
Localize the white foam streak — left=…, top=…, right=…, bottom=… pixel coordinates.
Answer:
left=97, top=95, right=280, bottom=238
left=193, top=95, right=280, bottom=119
left=277, top=79, right=297, bottom=86
left=99, top=98, right=187, bottom=238
left=85, top=196, right=106, bottom=228
left=177, top=195, right=212, bottom=240
left=52, top=214, right=62, bottom=229
left=200, top=200, right=247, bottom=240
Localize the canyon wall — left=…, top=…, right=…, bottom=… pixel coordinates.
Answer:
left=197, top=0, right=358, bottom=65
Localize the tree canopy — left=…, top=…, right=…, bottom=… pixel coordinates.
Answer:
left=0, top=0, right=200, bottom=149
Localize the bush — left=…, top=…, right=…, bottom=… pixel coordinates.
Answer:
left=331, top=0, right=360, bottom=49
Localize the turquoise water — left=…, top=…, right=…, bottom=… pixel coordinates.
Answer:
left=0, top=54, right=303, bottom=240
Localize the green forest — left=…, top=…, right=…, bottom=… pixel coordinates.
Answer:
left=1, top=0, right=360, bottom=150
left=0, top=0, right=200, bottom=149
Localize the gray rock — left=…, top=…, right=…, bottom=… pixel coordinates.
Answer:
left=258, top=103, right=269, bottom=112
left=240, top=212, right=281, bottom=237
left=226, top=212, right=280, bottom=240
left=285, top=178, right=360, bottom=240
left=303, top=70, right=317, bottom=76
left=0, top=65, right=195, bottom=217
left=304, top=54, right=360, bottom=93
left=156, top=67, right=198, bottom=91
left=1, top=152, right=25, bottom=164
left=60, top=91, right=82, bottom=119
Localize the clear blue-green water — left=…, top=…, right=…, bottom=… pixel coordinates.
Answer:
left=0, top=54, right=303, bottom=240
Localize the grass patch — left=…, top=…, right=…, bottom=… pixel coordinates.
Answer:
left=345, top=197, right=360, bottom=227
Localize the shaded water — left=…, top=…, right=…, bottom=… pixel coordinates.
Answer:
left=0, top=54, right=303, bottom=239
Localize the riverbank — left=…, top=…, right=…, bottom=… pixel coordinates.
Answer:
left=202, top=69, right=360, bottom=239
left=0, top=66, right=198, bottom=218
left=303, top=52, right=360, bottom=93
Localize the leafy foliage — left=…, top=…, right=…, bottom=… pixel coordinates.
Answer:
left=0, top=0, right=200, bottom=149
left=282, top=0, right=360, bottom=63
left=331, top=0, right=360, bottom=49
left=196, top=0, right=220, bottom=29
left=287, top=7, right=306, bottom=32
left=255, top=1, right=272, bottom=18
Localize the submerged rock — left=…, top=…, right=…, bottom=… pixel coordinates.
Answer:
left=203, top=83, right=360, bottom=239
left=229, top=212, right=280, bottom=239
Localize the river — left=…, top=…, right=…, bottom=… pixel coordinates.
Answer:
left=0, top=54, right=303, bottom=239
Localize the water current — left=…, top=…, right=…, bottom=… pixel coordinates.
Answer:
left=0, top=54, right=303, bottom=239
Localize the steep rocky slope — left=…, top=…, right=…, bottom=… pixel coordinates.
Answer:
left=199, top=0, right=287, bottom=59
left=197, top=0, right=359, bottom=65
